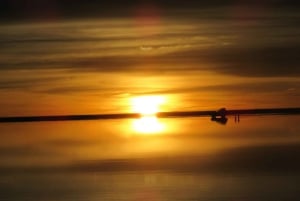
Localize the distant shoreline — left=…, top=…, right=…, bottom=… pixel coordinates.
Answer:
left=1, top=107, right=300, bottom=123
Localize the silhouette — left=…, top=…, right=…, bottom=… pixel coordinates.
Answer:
left=0, top=107, right=299, bottom=124
left=211, top=108, right=228, bottom=125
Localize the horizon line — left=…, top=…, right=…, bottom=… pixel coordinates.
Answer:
left=0, top=107, right=300, bottom=123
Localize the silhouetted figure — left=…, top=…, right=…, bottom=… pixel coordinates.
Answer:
left=234, top=114, right=240, bottom=123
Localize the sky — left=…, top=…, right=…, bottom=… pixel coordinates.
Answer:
left=0, top=0, right=300, bottom=173
left=0, top=0, right=299, bottom=116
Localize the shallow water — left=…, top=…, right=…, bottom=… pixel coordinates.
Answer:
left=0, top=116, right=300, bottom=201
left=1, top=172, right=300, bottom=201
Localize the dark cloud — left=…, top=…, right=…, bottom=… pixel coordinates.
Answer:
left=0, top=0, right=298, bottom=114
left=208, top=46, right=300, bottom=76
left=160, top=44, right=300, bottom=77
left=54, top=43, right=297, bottom=76
left=1, top=0, right=299, bottom=22
left=1, top=43, right=299, bottom=77
left=0, top=77, right=64, bottom=90
left=132, top=81, right=300, bottom=95
left=40, top=86, right=106, bottom=94
left=1, top=3, right=299, bottom=78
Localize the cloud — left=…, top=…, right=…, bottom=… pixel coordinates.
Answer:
left=156, top=44, right=300, bottom=77
left=1, top=45, right=299, bottom=77
left=131, top=81, right=300, bottom=95
left=1, top=0, right=300, bottom=22
left=1, top=40, right=299, bottom=77
left=0, top=77, right=64, bottom=90
left=40, top=86, right=106, bottom=94
left=1, top=6, right=299, bottom=78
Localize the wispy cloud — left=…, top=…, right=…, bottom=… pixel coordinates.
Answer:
left=0, top=5, right=299, bottom=115
left=1, top=10, right=299, bottom=77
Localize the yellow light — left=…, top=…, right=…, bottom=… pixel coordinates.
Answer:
left=130, top=95, right=166, bottom=134
left=133, top=116, right=165, bottom=134
left=131, top=95, right=165, bottom=115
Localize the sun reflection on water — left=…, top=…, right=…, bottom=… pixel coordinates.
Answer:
left=131, top=95, right=166, bottom=134
left=132, top=116, right=165, bottom=134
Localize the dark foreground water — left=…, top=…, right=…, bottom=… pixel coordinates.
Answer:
left=1, top=172, right=300, bottom=201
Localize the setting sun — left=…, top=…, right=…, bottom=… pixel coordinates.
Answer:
left=131, top=95, right=166, bottom=134
left=131, top=95, right=166, bottom=115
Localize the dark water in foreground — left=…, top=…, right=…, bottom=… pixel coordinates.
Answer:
left=1, top=116, right=300, bottom=200
left=1, top=172, right=300, bottom=201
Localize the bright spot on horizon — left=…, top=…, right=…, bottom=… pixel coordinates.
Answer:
left=131, top=95, right=166, bottom=115
left=131, top=95, right=166, bottom=134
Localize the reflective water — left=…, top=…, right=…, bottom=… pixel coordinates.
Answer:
left=0, top=116, right=300, bottom=201
left=1, top=172, right=300, bottom=201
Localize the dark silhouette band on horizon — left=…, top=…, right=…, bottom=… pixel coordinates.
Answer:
left=0, top=107, right=300, bottom=123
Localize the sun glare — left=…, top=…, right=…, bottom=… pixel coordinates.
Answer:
left=131, top=95, right=166, bottom=134
left=131, top=95, right=165, bottom=115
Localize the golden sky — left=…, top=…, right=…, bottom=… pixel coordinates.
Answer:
left=0, top=17, right=299, bottom=116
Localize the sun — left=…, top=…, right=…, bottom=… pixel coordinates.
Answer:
left=131, top=95, right=166, bottom=134
left=131, top=95, right=165, bottom=116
